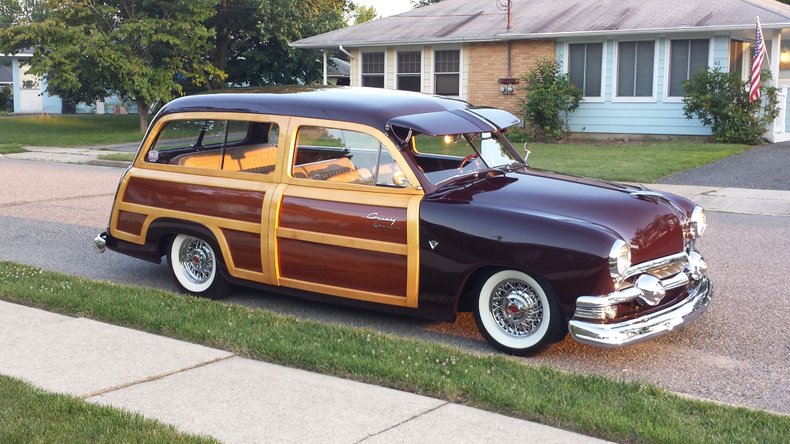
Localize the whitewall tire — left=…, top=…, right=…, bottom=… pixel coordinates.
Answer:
left=168, top=234, right=230, bottom=299
left=474, top=269, right=563, bottom=355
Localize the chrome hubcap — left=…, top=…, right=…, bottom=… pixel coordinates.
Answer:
left=491, top=280, right=543, bottom=337
left=179, top=238, right=214, bottom=284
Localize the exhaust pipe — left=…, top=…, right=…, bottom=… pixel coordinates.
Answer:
left=94, top=233, right=107, bottom=253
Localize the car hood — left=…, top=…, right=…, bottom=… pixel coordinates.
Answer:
left=431, top=168, right=688, bottom=264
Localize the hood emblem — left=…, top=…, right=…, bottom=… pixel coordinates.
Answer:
left=428, top=240, right=439, bottom=250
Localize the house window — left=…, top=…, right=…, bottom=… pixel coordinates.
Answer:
left=617, top=41, right=655, bottom=97
left=568, top=43, right=603, bottom=97
left=669, top=39, right=709, bottom=97
left=397, top=51, right=422, bottom=92
left=361, top=52, right=384, bottom=88
left=434, top=49, right=460, bottom=96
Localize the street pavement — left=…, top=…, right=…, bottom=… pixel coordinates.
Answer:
left=1, top=147, right=789, bottom=441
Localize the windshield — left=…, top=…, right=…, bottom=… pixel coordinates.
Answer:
left=411, top=132, right=521, bottom=185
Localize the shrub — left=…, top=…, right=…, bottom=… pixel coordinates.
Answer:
left=682, top=68, right=779, bottom=144
left=520, top=58, right=582, bottom=141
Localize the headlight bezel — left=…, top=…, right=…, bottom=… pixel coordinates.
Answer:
left=689, top=206, right=707, bottom=238
left=608, top=239, right=632, bottom=280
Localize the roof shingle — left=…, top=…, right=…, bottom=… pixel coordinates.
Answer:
left=293, top=0, right=790, bottom=48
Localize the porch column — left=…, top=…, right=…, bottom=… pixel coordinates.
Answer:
left=323, top=49, right=328, bottom=86
left=769, top=30, right=785, bottom=141
left=11, top=58, right=20, bottom=113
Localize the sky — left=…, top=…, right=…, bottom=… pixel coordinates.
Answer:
left=354, top=0, right=414, bottom=18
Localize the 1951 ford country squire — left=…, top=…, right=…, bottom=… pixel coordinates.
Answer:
left=95, top=87, right=711, bottom=355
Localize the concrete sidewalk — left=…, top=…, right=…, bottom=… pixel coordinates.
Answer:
left=0, top=300, right=609, bottom=443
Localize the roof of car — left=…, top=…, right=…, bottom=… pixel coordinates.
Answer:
left=156, top=86, right=473, bottom=132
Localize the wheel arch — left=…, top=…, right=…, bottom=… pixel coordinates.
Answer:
left=145, top=218, right=231, bottom=269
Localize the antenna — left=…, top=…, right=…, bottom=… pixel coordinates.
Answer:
left=496, top=0, right=512, bottom=30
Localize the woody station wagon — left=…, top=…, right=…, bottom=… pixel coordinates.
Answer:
left=95, top=87, right=712, bottom=355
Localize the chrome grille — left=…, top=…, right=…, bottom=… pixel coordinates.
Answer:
left=620, top=252, right=688, bottom=289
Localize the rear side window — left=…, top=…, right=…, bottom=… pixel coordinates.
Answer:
left=292, top=126, right=404, bottom=187
left=145, top=118, right=279, bottom=175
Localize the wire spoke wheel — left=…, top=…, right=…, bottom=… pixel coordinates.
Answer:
left=474, top=270, right=562, bottom=355
left=168, top=233, right=229, bottom=299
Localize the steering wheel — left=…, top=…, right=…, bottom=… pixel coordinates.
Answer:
left=458, top=154, right=479, bottom=170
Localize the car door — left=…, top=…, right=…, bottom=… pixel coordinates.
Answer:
left=272, top=118, right=423, bottom=308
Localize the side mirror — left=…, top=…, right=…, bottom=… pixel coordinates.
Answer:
left=523, top=142, right=531, bottom=164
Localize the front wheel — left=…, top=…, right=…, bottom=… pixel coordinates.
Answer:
left=168, top=234, right=230, bottom=299
left=474, top=269, right=564, bottom=356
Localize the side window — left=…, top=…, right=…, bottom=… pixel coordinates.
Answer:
left=292, top=126, right=404, bottom=187
left=145, top=118, right=279, bottom=175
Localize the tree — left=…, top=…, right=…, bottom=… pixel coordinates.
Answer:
left=411, top=0, right=443, bottom=8
left=219, top=0, right=350, bottom=87
left=520, top=58, right=582, bottom=141
left=352, top=4, right=377, bottom=24
left=682, top=68, right=779, bottom=144
left=0, top=0, right=222, bottom=132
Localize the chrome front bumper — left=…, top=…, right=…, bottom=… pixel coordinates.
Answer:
left=568, top=275, right=712, bottom=348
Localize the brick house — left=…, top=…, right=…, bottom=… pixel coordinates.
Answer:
left=293, top=0, right=790, bottom=141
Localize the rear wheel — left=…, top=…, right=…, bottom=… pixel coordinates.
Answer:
left=474, top=269, right=563, bottom=355
left=168, top=234, right=230, bottom=299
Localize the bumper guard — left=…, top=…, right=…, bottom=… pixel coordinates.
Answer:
left=568, top=275, right=712, bottom=348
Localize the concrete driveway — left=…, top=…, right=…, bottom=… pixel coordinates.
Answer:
left=661, top=141, right=790, bottom=190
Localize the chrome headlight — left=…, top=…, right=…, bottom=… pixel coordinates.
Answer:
left=689, top=206, right=707, bottom=238
left=608, top=239, right=631, bottom=280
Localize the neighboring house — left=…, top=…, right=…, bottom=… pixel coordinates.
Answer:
left=292, top=0, right=790, bottom=141
left=0, top=50, right=137, bottom=115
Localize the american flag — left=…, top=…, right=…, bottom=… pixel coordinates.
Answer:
left=749, top=18, right=767, bottom=102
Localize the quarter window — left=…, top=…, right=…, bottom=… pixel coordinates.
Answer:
left=669, top=39, right=709, bottom=97
left=568, top=43, right=603, bottom=97
left=617, top=41, right=655, bottom=97
left=361, top=52, right=385, bottom=88
left=146, top=119, right=279, bottom=175
left=397, top=51, right=422, bottom=92
left=293, top=126, right=404, bottom=187
left=434, top=50, right=460, bottom=96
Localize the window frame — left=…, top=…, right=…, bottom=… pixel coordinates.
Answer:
left=396, top=49, right=423, bottom=93
left=360, top=50, right=386, bottom=88
left=284, top=117, right=423, bottom=195
left=565, top=41, right=606, bottom=103
left=613, top=39, right=658, bottom=103
left=665, top=37, right=712, bottom=101
left=432, top=47, right=462, bottom=98
left=136, top=112, right=288, bottom=183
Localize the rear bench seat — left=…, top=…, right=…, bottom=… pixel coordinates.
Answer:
left=170, top=144, right=277, bottom=174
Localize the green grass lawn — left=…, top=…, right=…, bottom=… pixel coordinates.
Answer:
left=0, top=374, right=215, bottom=443
left=527, top=142, right=752, bottom=182
left=0, top=143, right=26, bottom=154
left=0, top=261, right=787, bottom=444
left=0, top=114, right=141, bottom=146
left=97, top=152, right=136, bottom=162
left=415, top=135, right=750, bottom=182
left=0, top=114, right=752, bottom=182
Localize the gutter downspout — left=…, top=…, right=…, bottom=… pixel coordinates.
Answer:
left=338, top=45, right=353, bottom=59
